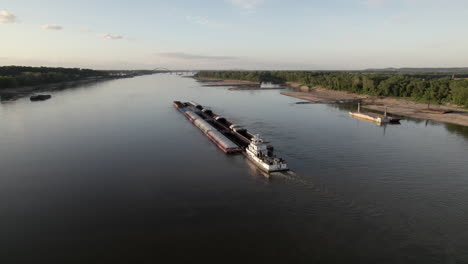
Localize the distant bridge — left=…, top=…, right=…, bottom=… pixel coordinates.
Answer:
left=152, top=68, right=172, bottom=72
left=152, top=68, right=198, bottom=75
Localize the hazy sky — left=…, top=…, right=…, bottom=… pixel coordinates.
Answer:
left=1, top=0, right=468, bottom=70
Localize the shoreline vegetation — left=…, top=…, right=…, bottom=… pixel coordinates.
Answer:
left=0, top=66, right=155, bottom=101
left=195, top=71, right=468, bottom=126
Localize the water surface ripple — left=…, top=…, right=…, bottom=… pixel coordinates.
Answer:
left=1, top=74, right=467, bottom=263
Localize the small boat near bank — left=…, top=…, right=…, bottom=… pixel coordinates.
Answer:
left=30, top=94, right=52, bottom=101
left=173, top=101, right=288, bottom=173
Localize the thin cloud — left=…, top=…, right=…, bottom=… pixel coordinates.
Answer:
left=41, top=24, right=63, bottom=30
left=0, top=10, right=17, bottom=24
left=186, top=16, right=209, bottom=25
left=101, top=33, right=124, bottom=40
left=386, top=14, right=412, bottom=25
left=78, top=28, right=93, bottom=33
left=226, top=0, right=265, bottom=9
left=187, top=15, right=222, bottom=27
left=364, top=0, right=387, bottom=7
left=186, top=16, right=225, bottom=28
left=363, top=0, right=433, bottom=8
left=160, top=52, right=237, bottom=61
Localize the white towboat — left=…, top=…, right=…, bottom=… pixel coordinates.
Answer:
left=245, top=134, right=288, bottom=173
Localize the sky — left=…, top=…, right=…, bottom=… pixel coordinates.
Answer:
left=1, top=0, right=468, bottom=70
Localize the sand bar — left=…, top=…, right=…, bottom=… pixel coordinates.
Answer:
left=283, top=82, right=468, bottom=126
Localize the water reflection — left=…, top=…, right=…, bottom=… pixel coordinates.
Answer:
left=444, top=122, right=468, bottom=140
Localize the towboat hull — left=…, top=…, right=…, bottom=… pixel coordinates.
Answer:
left=245, top=149, right=289, bottom=173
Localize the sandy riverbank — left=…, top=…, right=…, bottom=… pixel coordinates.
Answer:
left=282, top=82, right=468, bottom=127
left=282, top=82, right=368, bottom=103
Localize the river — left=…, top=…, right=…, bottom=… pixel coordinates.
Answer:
left=1, top=74, right=467, bottom=263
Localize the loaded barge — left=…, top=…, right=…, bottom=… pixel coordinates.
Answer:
left=173, top=101, right=242, bottom=154
left=173, top=101, right=288, bottom=173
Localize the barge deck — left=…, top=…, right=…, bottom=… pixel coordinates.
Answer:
left=173, top=101, right=243, bottom=154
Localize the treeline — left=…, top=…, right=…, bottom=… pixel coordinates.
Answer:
left=365, top=67, right=468, bottom=75
left=0, top=66, right=110, bottom=90
left=196, top=71, right=468, bottom=106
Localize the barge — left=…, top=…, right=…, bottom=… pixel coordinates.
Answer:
left=349, top=103, right=400, bottom=124
left=173, top=101, right=288, bottom=173
left=174, top=101, right=242, bottom=154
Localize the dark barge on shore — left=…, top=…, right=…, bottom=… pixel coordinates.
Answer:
left=30, top=94, right=52, bottom=101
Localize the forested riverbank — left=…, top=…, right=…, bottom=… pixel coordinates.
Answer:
left=196, top=71, right=468, bottom=106
left=0, top=66, right=156, bottom=100
left=0, top=66, right=155, bottom=90
left=0, top=66, right=112, bottom=90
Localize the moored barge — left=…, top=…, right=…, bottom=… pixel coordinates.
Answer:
left=349, top=103, right=400, bottom=124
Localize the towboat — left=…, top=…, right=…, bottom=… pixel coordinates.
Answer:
left=245, top=134, right=288, bottom=173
